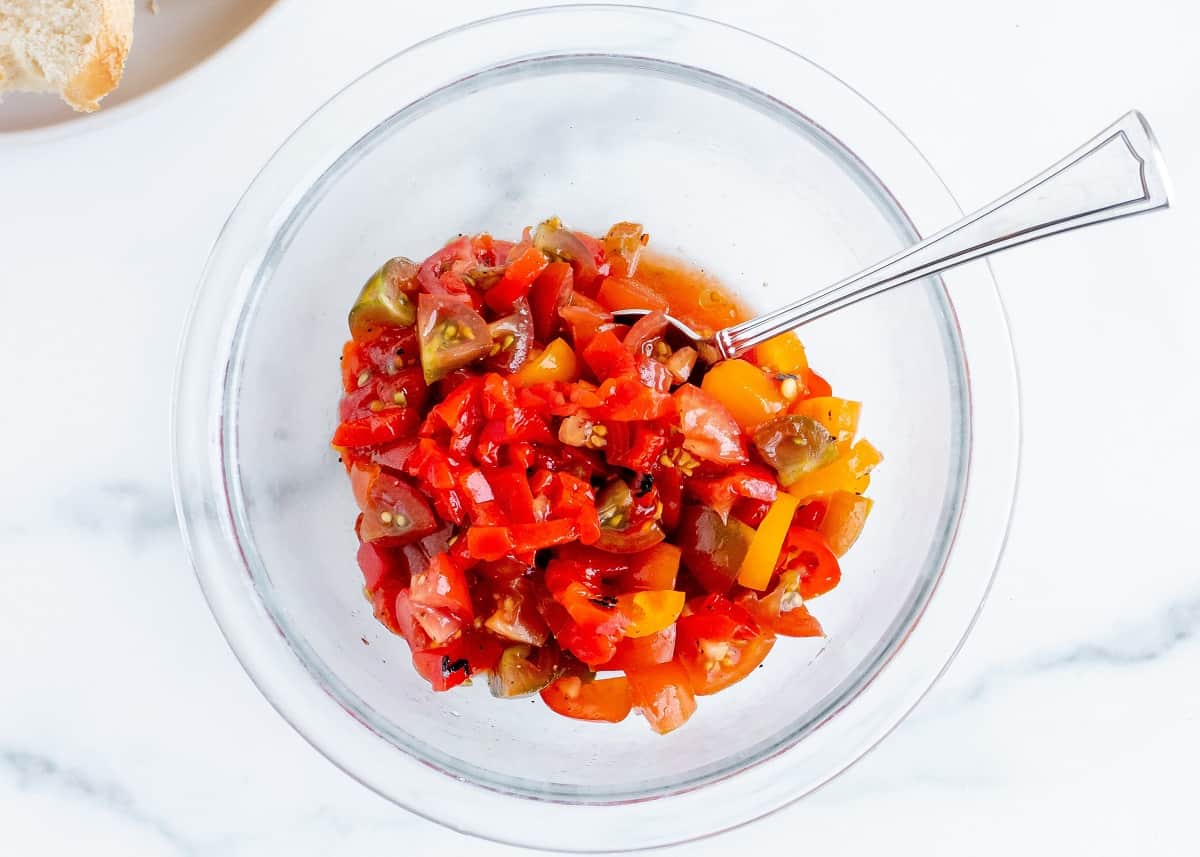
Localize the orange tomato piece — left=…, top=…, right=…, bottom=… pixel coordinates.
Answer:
left=792, top=396, right=861, bottom=443
left=736, top=492, right=800, bottom=590
left=540, top=675, right=632, bottom=723
left=595, top=276, right=670, bottom=313
left=618, top=590, right=686, bottom=638
left=627, top=660, right=697, bottom=734
left=754, top=332, right=809, bottom=375
left=819, top=491, right=873, bottom=557
left=700, top=358, right=787, bottom=431
left=512, top=338, right=578, bottom=387
left=786, top=439, right=883, bottom=499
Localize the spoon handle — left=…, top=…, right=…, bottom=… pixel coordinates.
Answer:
left=715, top=110, right=1172, bottom=359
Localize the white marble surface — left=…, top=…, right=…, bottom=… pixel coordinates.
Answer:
left=2, top=0, right=1199, bottom=854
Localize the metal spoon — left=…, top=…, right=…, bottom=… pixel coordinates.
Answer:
left=614, top=110, right=1171, bottom=362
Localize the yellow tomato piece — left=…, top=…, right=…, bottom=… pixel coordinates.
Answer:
left=792, top=397, right=861, bottom=443
left=736, top=493, right=800, bottom=591
left=820, top=491, right=874, bottom=557
left=513, top=338, right=578, bottom=387
left=754, top=332, right=809, bottom=375
left=620, top=590, right=686, bottom=638
left=786, top=439, right=883, bottom=500
left=700, top=358, right=787, bottom=431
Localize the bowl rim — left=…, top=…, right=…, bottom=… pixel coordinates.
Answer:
left=171, top=5, right=1020, bottom=851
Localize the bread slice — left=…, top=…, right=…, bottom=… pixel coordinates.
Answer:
left=0, top=0, right=134, bottom=112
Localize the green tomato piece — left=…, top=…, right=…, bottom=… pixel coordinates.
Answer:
left=348, top=257, right=418, bottom=336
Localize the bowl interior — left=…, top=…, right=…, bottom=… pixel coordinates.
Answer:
left=227, top=57, right=966, bottom=800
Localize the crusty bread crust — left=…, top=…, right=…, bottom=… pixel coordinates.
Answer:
left=62, top=0, right=133, bottom=111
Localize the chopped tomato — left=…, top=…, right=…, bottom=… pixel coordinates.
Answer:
left=354, top=467, right=440, bottom=545
left=685, top=465, right=777, bottom=523
left=412, top=632, right=505, bottom=691
left=541, top=674, right=632, bottom=722
left=482, top=577, right=550, bottom=647
left=626, top=543, right=681, bottom=591
left=485, top=298, right=535, bottom=374
left=627, top=660, right=697, bottom=734
left=529, top=261, right=574, bottom=342
left=676, top=506, right=753, bottom=594
left=484, top=245, right=549, bottom=313
left=785, top=438, right=882, bottom=499
left=791, top=396, right=861, bottom=443
left=754, top=332, right=809, bottom=375
left=700, top=358, right=787, bottom=431
left=597, top=624, right=676, bottom=672
left=335, top=220, right=878, bottom=733
left=672, top=385, right=748, bottom=465
left=416, top=293, right=492, bottom=383
left=777, top=527, right=842, bottom=599
left=411, top=553, right=474, bottom=621
left=736, top=492, right=800, bottom=591
left=513, top=338, right=579, bottom=387
left=602, top=221, right=647, bottom=278
left=617, top=589, right=686, bottom=638
left=676, top=607, right=775, bottom=695
left=737, top=571, right=824, bottom=638
left=596, top=275, right=669, bottom=314
left=819, top=491, right=873, bottom=556
left=356, top=541, right=406, bottom=592
left=802, top=369, right=833, bottom=398
left=559, top=292, right=612, bottom=348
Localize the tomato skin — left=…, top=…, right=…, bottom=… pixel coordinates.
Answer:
left=626, top=660, right=697, bottom=734
left=541, top=675, right=632, bottom=722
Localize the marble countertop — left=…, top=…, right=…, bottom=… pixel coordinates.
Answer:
left=3, top=1, right=1198, bottom=854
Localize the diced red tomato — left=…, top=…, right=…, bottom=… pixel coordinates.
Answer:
left=626, top=660, right=697, bottom=734
left=777, top=527, right=842, bottom=599
left=484, top=245, right=549, bottom=313
left=673, top=384, right=748, bottom=465
left=540, top=674, right=632, bottom=722
left=529, top=261, right=574, bottom=342
left=675, top=595, right=775, bottom=695
left=335, top=221, right=876, bottom=733
left=411, top=553, right=474, bottom=621
left=597, top=624, right=676, bottom=672
left=596, top=276, right=670, bottom=314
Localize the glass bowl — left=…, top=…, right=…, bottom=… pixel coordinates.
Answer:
left=172, top=6, right=1019, bottom=852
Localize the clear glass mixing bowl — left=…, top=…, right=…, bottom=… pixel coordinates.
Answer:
left=172, top=6, right=1019, bottom=851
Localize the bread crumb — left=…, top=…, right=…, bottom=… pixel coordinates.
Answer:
left=148, top=0, right=159, bottom=13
